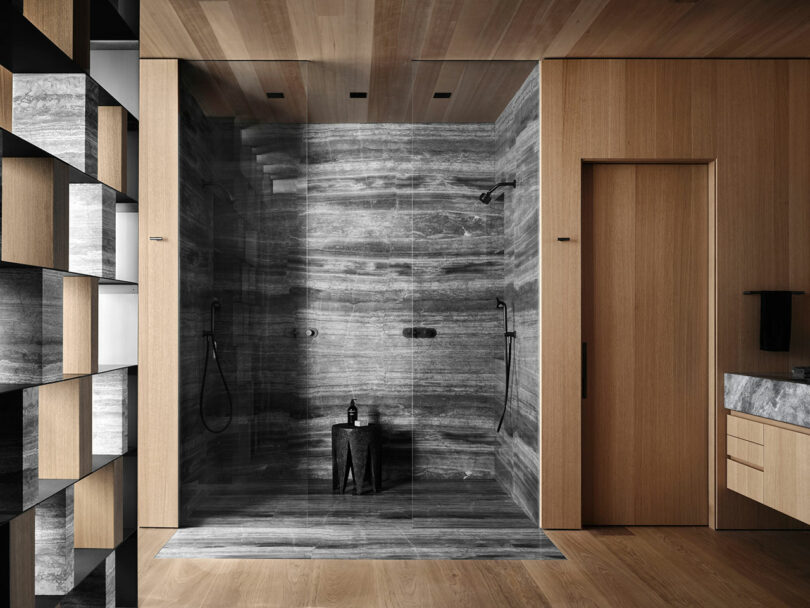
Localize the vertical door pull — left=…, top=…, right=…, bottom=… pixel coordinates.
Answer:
left=582, top=342, right=588, bottom=399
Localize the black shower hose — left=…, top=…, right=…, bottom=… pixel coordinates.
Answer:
left=496, top=335, right=514, bottom=433
left=199, top=329, right=234, bottom=434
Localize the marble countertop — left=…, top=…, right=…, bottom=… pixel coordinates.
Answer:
left=724, top=372, right=810, bottom=429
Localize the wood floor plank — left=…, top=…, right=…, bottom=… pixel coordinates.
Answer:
left=139, top=527, right=810, bottom=607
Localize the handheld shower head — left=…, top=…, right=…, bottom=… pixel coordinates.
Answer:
left=496, top=297, right=506, bottom=309
left=479, top=180, right=516, bottom=205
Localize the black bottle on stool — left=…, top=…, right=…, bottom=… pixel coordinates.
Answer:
left=347, top=399, right=358, bottom=426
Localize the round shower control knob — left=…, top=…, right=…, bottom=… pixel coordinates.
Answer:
left=305, top=328, right=318, bottom=337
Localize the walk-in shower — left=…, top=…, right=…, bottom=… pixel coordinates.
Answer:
left=164, top=58, right=557, bottom=560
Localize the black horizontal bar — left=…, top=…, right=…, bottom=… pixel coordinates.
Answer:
left=743, top=291, right=805, bottom=295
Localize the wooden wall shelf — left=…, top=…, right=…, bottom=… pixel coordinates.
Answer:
left=0, top=0, right=139, bottom=605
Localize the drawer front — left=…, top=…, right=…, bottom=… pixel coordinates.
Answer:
left=763, top=425, right=810, bottom=525
left=727, top=458, right=764, bottom=503
left=727, top=415, right=764, bottom=445
left=727, top=435, right=764, bottom=468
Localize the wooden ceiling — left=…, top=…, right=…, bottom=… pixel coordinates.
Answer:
left=183, top=59, right=536, bottom=123
left=145, top=0, right=810, bottom=122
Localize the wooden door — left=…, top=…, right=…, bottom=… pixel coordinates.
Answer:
left=582, top=163, right=708, bottom=525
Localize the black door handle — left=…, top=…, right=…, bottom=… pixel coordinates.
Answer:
left=582, top=342, right=588, bottom=399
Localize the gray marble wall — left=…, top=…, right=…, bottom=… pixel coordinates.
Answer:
left=12, top=74, right=99, bottom=176
left=495, top=66, right=540, bottom=523
left=69, top=183, right=116, bottom=279
left=305, top=123, right=500, bottom=481
left=92, top=369, right=128, bottom=455
left=35, top=487, right=74, bottom=595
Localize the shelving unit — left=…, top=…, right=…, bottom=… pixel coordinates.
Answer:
left=0, top=1, right=138, bottom=606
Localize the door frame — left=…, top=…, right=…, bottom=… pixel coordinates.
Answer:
left=579, top=159, right=718, bottom=527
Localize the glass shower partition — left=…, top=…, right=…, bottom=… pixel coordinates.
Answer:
left=409, top=60, right=542, bottom=529
left=177, top=60, right=312, bottom=527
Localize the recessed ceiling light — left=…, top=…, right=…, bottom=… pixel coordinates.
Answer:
left=433, top=92, right=452, bottom=99
left=349, top=91, right=367, bottom=99
left=266, top=92, right=284, bottom=99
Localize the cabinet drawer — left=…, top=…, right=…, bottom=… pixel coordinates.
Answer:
left=727, top=435, right=764, bottom=468
left=727, top=458, right=764, bottom=502
left=727, top=415, right=764, bottom=445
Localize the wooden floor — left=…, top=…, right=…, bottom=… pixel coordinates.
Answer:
left=139, top=526, right=810, bottom=607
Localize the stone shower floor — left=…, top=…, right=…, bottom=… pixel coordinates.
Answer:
left=157, top=480, right=565, bottom=560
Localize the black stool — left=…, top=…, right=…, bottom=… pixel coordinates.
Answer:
left=331, top=423, right=382, bottom=494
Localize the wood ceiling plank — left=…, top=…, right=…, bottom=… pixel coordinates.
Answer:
left=200, top=1, right=252, bottom=59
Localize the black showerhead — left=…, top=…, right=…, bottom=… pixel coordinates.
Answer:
left=496, top=297, right=506, bottom=309
left=479, top=180, right=516, bottom=205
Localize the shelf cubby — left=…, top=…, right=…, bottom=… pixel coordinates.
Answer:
left=1, top=157, right=69, bottom=270
left=38, top=377, right=92, bottom=480
left=98, top=284, right=138, bottom=368
left=98, top=105, right=127, bottom=193
left=22, top=0, right=91, bottom=72
left=63, top=276, right=99, bottom=375
left=115, top=202, right=138, bottom=282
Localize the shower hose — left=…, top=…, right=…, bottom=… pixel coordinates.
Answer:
left=199, top=300, right=234, bottom=433
left=497, top=333, right=514, bottom=433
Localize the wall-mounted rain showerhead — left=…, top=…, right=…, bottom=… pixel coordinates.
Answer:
left=479, top=180, right=516, bottom=204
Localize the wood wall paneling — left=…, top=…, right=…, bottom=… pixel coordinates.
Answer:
left=23, top=0, right=90, bottom=70
left=541, top=59, right=810, bottom=530
left=1, top=157, right=70, bottom=270
left=139, top=59, right=180, bottom=528
left=38, top=377, right=92, bottom=479
left=62, top=276, right=99, bottom=375
left=0, top=65, right=11, bottom=132
left=98, top=106, right=128, bottom=193
left=9, top=509, right=35, bottom=608
left=74, top=459, right=123, bottom=549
